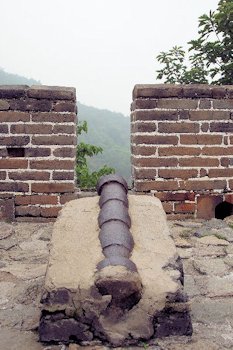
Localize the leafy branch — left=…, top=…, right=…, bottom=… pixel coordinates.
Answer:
left=76, top=121, right=115, bottom=189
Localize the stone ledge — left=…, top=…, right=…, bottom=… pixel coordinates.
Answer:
left=39, top=195, right=192, bottom=346
left=0, top=85, right=76, bottom=100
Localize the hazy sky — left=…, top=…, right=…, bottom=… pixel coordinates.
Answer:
left=1, top=0, right=219, bottom=115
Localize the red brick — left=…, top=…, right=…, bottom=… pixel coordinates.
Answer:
left=158, top=122, right=199, bottom=133
left=134, top=168, right=157, bottom=179
left=157, top=98, right=198, bottom=109
left=220, top=157, right=231, bottom=167
left=227, top=87, right=233, bottom=98
left=131, top=99, right=158, bottom=110
left=52, top=171, right=75, bottom=180
left=133, top=84, right=183, bottom=99
left=0, top=171, right=6, bottom=180
left=31, top=112, right=77, bottom=123
left=131, top=122, right=156, bottom=133
left=208, top=169, right=233, bottom=178
left=162, top=202, right=173, bottom=213
left=132, top=157, right=178, bottom=167
left=31, top=182, right=75, bottom=193
left=131, top=110, right=178, bottom=122
left=202, top=147, right=233, bottom=156
left=53, top=147, right=76, bottom=158
left=25, top=148, right=51, bottom=157
left=32, top=135, right=76, bottom=145
left=180, top=180, right=227, bottom=191
left=213, top=99, right=233, bottom=109
left=212, top=86, right=227, bottom=98
left=28, top=86, right=75, bottom=100
left=183, top=85, right=212, bottom=98
left=131, top=146, right=157, bottom=156
left=227, top=180, right=233, bottom=190
left=224, top=136, right=229, bottom=145
left=60, top=193, right=79, bottom=204
left=158, top=169, right=198, bottom=179
left=0, top=159, right=28, bottom=169
left=0, top=198, right=15, bottom=221
left=0, top=85, right=26, bottom=98
left=134, top=180, right=179, bottom=191
left=15, top=206, right=41, bottom=217
left=0, top=136, right=30, bottom=146
left=179, top=157, right=219, bottom=167
left=210, top=122, right=233, bottom=133
left=189, top=110, right=230, bottom=120
left=10, top=99, right=52, bottom=112
left=10, top=124, right=53, bottom=134
left=199, top=99, right=212, bottom=109
left=229, top=136, right=233, bottom=144
left=224, top=194, right=233, bottom=204
left=0, top=182, right=29, bottom=192
left=0, top=111, right=30, bottom=122
left=174, top=202, right=195, bottom=213
left=53, top=101, right=76, bottom=112
left=0, top=125, right=8, bottom=133
left=197, top=195, right=223, bottom=219
left=158, top=146, right=201, bottom=156
left=132, top=135, right=178, bottom=145
left=30, top=159, right=74, bottom=170
left=53, top=124, right=76, bottom=134
left=0, top=148, right=7, bottom=157
left=155, top=192, right=195, bottom=201
left=41, top=206, right=62, bottom=217
left=201, top=123, right=209, bottom=132
left=8, top=171, right=50, bottom=181
left=15, top=194, right=59, bottom=205
left=0, top=100, right=10, bottom=110
left=180, top=134, right=222, bottom=145
left=200, top=168, right=208, bottom=177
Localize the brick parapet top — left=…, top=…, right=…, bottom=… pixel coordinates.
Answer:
left=0, top=85, right=76, bottom=101
left=133, top=84, right=233, bottom=100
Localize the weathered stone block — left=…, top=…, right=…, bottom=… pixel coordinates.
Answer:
left=39, top=196, right=192, bottom=346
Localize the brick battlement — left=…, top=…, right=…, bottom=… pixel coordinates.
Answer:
left=131, top=84, right=233, bottom=219
left=0, top=85, right=77, bottom=221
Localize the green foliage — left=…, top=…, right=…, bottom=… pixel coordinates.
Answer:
left=76, top=121, right=115, bottom=189
left=156, top=0, right=233, bottom=84
left=78, top=103, right=131, bottom=182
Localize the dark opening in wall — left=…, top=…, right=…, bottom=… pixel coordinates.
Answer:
left=215, top=201, right=233, bottom=220
left=7, top=148, right=25, bottom=157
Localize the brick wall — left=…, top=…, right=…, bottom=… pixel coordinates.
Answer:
left=0, top=85, right=77, bottom=221
left=131, top=84, right=233, bottom=219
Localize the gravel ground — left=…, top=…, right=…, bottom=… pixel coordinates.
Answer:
left=0, top=217, right=233, bottom=350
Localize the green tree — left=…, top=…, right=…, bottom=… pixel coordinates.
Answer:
left=156, top=0, right=233, bottom=85
left=76, top=121, right=115, bottom=189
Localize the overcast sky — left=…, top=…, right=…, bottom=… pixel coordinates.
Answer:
left=1, top=0, right=219, bottom=115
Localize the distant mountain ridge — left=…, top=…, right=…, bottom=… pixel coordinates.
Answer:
left=78, top=103, right=130, bottom=181
left=0, top=69, right=131, bottom=181
left=0, top=68, right=40, bottom=86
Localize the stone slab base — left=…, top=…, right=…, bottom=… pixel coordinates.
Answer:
left=39, top=195, right=192, bottom=346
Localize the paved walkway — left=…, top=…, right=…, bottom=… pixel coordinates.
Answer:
left=0, top=217, right=233, bottom=350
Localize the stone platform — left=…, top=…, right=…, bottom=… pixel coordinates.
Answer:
left=39, top=195, right=192, bottom=346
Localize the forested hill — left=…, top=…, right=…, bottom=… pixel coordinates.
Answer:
left=78, top=103, right=130, bottom=181
left=0, top=69, right=40, bottom=85
left=0, top=69, right=131, bottom=181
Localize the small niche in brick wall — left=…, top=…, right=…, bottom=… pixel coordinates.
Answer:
left=215, top=201, right=233, bottom=220
left=7, top=147, right=25, bottom=157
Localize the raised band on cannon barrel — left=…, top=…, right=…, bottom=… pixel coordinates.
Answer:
left=95, top=174, right=142, bottom=310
